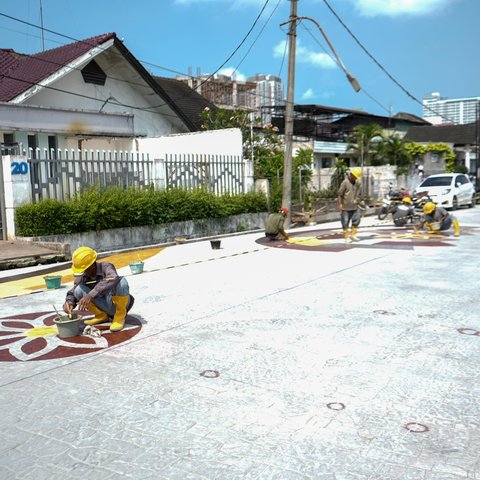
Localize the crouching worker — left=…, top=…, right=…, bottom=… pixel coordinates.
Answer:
left=63, top=246, right=135, bottom=332
left=265, top=207, right=289, bottom=241
left=415, top=202, right=460, bottom=237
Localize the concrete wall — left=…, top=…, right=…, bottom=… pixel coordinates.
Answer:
left=138, top=128, right=243, bottom=157
left=21, top=212, right=269, bottom=254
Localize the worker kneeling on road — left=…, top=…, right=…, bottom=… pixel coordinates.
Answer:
left=415, top=202, right=460, bottom=237
left=265, top=207, right=289, bottom=241
left=63, top=246, right=135, bottom=332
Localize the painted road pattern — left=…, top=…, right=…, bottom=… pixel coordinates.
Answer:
left=0, top=208, right=479, bottom=480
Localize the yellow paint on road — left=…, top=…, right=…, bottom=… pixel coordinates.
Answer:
left=0, top=247, right=164, bottom=299
left=287, top=236, right=331, bottom=247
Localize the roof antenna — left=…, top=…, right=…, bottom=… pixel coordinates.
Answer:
left=39, top=0, right=45, bottom=51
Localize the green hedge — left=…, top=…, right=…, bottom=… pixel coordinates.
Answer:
left=15, top=186, right=268, bottom=237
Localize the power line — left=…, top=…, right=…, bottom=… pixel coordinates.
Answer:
left=231, top=0, right=283, bottom=78
left=0, top=8, right=285, bottom=109
left=191, top=0, right=272, bottom=92
left=298, top=19, right=391, bottom=115
left=321, top=0, right=457, bottom=124
left=0, top=72, right=183, bottom=120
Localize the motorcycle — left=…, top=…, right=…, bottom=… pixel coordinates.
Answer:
left=377, top=187, right=410, bottom=220
left=392, top=199, right=419, bottom=226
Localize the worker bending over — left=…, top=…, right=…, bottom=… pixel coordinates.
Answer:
left=415, top=202, right=460, bottom=237
left=265, top=207, right=289, bottom=241
left=63, top=246, right=135, bottom=332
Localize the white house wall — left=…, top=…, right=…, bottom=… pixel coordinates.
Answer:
left=20, top=46, right=189, bottom=138
left=138, top=128, right=243, bottom=158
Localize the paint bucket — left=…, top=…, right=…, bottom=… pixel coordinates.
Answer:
left=210, top=240, right=221, bottom=250
left=44, top=275, right=62, bottom=289
left=54, top=314, right=83, bottom=338
left=129, top=261, right=144, bottom=275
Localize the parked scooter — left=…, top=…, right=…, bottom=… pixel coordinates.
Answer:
left=377, top=186, right=410, bottom=220
left=392, top=197, right=420, bottom=226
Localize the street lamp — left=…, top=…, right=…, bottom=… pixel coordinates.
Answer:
left=280, top=4, right=361, bottom=226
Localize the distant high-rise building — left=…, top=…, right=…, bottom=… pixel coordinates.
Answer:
left=246, top=74, right=284, bottom=124
left=246, top=74, right=285, bottom=109
left=423, top=92, right=480, bottom=125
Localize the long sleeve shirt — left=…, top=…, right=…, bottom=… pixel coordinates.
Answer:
left=65, top=261, right=121, bottom=306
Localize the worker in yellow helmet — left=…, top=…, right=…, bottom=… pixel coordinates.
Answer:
left=337, top=167, right=363, bottom=243
left=415, top=202, right=460, bottom=236
left=63, top=246, right=135, bottom=332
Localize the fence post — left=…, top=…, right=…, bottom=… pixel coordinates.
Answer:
left=153, top=158, right=167, bottom=190
left=0, top=157, right=6, bottom=240
left=244, top=159, right=254, bottom=193
left=1, top=155, right=32, bottom=239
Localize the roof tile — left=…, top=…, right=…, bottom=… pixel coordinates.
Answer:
left=0, top=33, right=116, bottom=102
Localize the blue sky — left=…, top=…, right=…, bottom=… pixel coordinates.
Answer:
left=0, top=0, right=478, bottom=118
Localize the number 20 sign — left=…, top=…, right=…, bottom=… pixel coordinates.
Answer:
left=11, top=161, right=29, bottom=175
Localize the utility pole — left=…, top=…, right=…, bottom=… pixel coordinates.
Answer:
left=39, top=0, right=45, bottom=51
left=280, top=2, right=360, bottom=226
left=281, top=0, right=298, bottom=226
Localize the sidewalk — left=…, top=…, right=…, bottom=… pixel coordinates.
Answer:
left=0, top=240, right=68, bottom=270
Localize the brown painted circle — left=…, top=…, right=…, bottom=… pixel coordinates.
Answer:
left=0, top=311, right=142, bottom=362
left=200, top=370, right=220, bottom=378
left=457, top=328, right=480, bottom=336
left=255, top=226, right=460, bottom=252
left=404, top=422, right=429, bottom=433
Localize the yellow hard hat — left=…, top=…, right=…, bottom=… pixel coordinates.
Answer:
left=71, top=246, right=97, bottom=274
left=402, top=196, right=412, bottom=204
left=350, top=167, right=362, bottom=179
left=423, top=202, right=436, bottom=214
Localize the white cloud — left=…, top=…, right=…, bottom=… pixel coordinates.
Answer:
left=301, top=88, right=315, bottom=100
left=273, top=40, right=336, bottom=69
left=352, top=0, right=452, bottom=17
left=218, top=67, right=246, bottom=81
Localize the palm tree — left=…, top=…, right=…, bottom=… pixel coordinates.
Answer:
left=346, top=124, right=384, bottom=167
left=375, top=134, right=413, bottom=174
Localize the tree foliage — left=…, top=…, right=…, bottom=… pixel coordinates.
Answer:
left=200, top=107, right=284, bottom=181
left=346, top=124, right=384, bottom=166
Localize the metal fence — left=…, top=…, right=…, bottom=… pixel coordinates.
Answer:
left=164, top=153, right=245, bottom=195
left=26, top=149, right=152, bottom=202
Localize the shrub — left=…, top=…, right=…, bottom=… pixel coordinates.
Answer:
left=15, top=186, right=268, bottom=237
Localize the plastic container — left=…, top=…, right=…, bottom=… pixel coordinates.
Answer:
left=44, top=275, right=62, bottom=289
left=54, top=314, right=83, bottom=338
left=129, top=261, right=145, bottom=274
left=210, top=240, right=221, bottom=250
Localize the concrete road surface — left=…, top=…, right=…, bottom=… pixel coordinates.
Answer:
left=0, top=208, right=479, bottom=480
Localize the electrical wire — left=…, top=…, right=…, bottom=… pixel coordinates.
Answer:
left=192, top=0, right=271, bottom=91
left=231, top=0, right=283, bottom=79
left=0, top=72, right=183, bottom=120
left=297, top=17, right=391, bottom=116
left=0, top=8, right=283, bottom=108
left=321, top=0, right=457, bottom=124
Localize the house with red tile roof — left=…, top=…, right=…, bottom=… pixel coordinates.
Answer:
left=0, top=32, right=216, bottom=155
